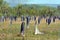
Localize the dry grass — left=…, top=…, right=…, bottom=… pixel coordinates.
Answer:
left=0, top=18, right=60, bottom=40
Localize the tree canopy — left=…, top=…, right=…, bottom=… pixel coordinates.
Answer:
left=0, top=0, right=60, bottom=17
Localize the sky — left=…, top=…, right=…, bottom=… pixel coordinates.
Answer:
left=5, top=0, right=60, bottom=7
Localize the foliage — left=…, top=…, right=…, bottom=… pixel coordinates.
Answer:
left=0, top=0, right=59, bottom=17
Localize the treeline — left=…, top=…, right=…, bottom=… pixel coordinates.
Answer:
left=0, top=0, right=60, bottom=17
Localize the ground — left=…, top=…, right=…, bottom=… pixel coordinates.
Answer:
left=0, top=18, right=60, bottom=40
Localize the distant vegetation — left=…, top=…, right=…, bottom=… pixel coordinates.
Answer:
left=0, top=0, right=60, bottom=17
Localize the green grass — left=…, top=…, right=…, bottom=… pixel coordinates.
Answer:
left=0, top=19, right=60, bottom=40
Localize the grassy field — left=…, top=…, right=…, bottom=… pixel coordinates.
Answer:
left=0, top=18, right=60, bottom=40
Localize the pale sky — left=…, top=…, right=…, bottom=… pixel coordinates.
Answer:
left=5, top=0, right=60, bottom=7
